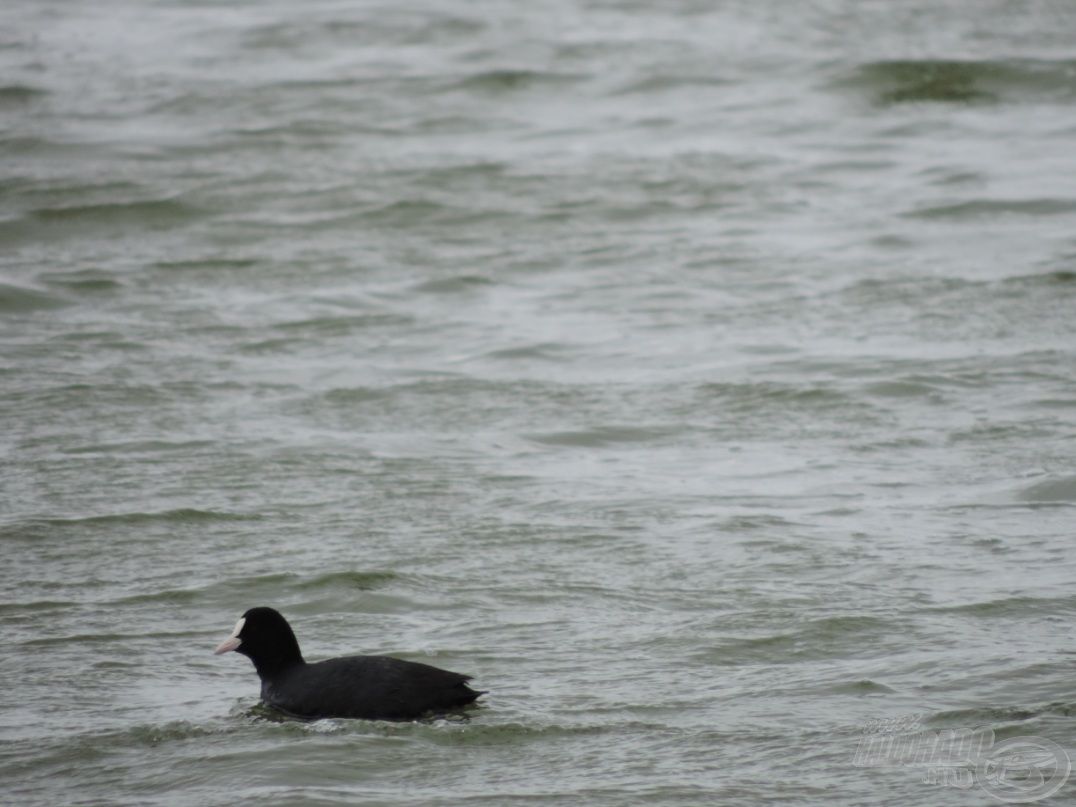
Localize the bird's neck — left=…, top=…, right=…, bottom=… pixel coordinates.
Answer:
left=250, top=648, right=304, bottom=681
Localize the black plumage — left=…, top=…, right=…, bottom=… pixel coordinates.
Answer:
left=214, top=606, right=484, bottom=720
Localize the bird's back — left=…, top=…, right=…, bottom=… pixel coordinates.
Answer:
left=263, top=654, right=483, bottom=720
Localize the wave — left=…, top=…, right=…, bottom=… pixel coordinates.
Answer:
left=411, top=275, right=494, bottom=294
left=1002, top=269, right=1076, bottom=286
left=153, top=257, right=258, bottom=272
left=924, top=592, right=1076, bottom=616
left=0, top=600, right=74, bottom=614
left=110, top=570, right=397, bottom=607
left=822, top=679, right=896, bottom=696
left=614, top=74, right=730, bottom=95
left=480, top=342, right=569, bottom=361
left=39, top=269, right=124, bottom=293
left=904, top=198, right=1076, bottom=220
left=526, top=425, right=684, bottom=448
left=1017, top=475, right=1076, bottom=503
left=925, top=704, right=1069, bottom=728
left=24, top=509, right=261, bottom=528
left=447, top=69, right=583, bottom=94
left=0, top=282, right=70, bottom=312
left=274, top=312, right=413, bottom=335
left=835, top=58, right=1076, bottom=105
left=0, top=84, right=46, bottom=106
left=695, top=381, right=868, bottom=419
left=60, top=439, right=216, bottom=456
left=29, top=198, right=201, bottom=225
left=295, top=570, right=398, bottom=591
left=0, top=198, right=202, bottom=245
left=697, top=615, right=895, bottom=665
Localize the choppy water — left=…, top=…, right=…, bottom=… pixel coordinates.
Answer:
left=3, top=1, right=1076, bottom=805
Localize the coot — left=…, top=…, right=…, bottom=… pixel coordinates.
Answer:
left=214, top=606, right=484, bottom=720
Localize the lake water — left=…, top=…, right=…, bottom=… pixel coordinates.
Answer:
left=3, top=1, right=1076, bottom=805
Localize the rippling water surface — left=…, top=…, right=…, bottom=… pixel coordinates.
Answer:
left=3, top=1, right=1076, bottom=804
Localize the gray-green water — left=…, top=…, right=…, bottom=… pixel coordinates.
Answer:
left=3, top=1, right=1076, bottom=805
